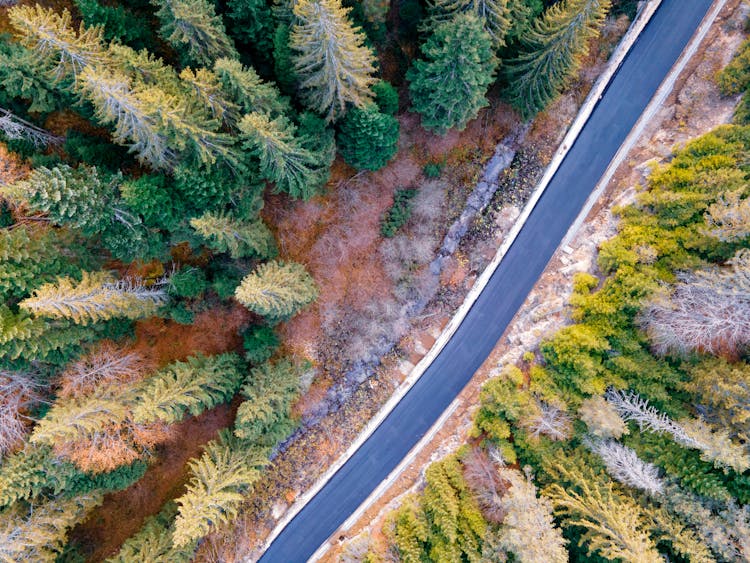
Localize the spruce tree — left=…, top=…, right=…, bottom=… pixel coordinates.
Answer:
left=337, top=104, right=399, bottom=171
left=172, top=432, right=268, bottom=547
left=407, top=13, right=498, bottom=135
left=151, top=0, right=238, bottom=66
left=5, top=164, right=112, bottom=234
left=213, top=57, right=289, bottom=118
left=290, top=0, right=377, bottom=121
left=131, top=354, right=244, bottom=425
left=426, top=0, right=511, bottom=50
left=19, top=271, right=168, bottom=325
left=504, top=0, right=611, bottom=118
left=234, top=261, right=318, bottom=321
left=190, top=212, right=277, bottom=259
left=234, top=358, right=301, bottom=443
left=239, top=112, right=321, bottom=200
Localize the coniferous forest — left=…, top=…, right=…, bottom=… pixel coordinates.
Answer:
left=2, top=0, right=745, bottom=561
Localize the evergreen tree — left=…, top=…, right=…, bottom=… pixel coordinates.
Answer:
left=0, top=41, right=60, bottom=114
left=73, top=0, right=153, bottom=49
left=8, top=5, right=109, bottom=80
left=234, top=358, right=301, bottom=443
left=234, top=261, right=318, bottom=321
left=179, top=66, right=238, bottom=127
left=107, top=502, right=196, bottom=563
left=5, top=164, right=113, bottom=234
left=504, top=0, right=611, bottom=117
left=225, top=0, right=276, bottom=69
left=704, top=189, right=750, bottom=242
left=190, top=211, right=277, bottom=259
left=131, top=354, right=244, bottom=425
left=407, top=13, right=498, bottom=135
left=290, top=0, right=377, bottom=121
left=543, top=460, right=662, bottom=562
left=172, top=432, right=268, bottom=547
left=239, top=112, right=321, bottom=199
left=426, top=0, right=511, bottom=50
left=151, top=0, right=238, bottom=66
left=19, top=271, right=168, bottom=325
left=372, top=80, right=399, bottom=115
left=0, top=492, right=102, bottom=563
left=337, top=104, right=399, bottom=171
left=214, top=57, right=290, bottom=118
left=272, top=24, right=298, bottom=94
left=492, top=467, right=568, bottom=563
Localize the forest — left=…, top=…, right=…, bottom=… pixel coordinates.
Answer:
left=364, top=36, right=750, bottom=563
left=0, top=0, right=666, bottom=560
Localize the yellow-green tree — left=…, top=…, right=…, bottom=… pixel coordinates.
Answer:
left=19, top=271, right=167, bottom=325
left=291, top=0, right=377, bottom=121
left=190, top=211, right=277, bottom=259
left=234, top=261, right=318, bottom=321
left=131, top=353, right=244, bottom=425
left=172, top=432, right=268, bottom=546
left=426, top=0, right=512, bottom=49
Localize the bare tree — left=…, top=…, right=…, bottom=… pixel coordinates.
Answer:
left=462, top=447, right=509, bottom=523
left=640, top=249, right=750, bottom=358
left=585, top=437, right=664, bottom=496
left=0, top=109, right=63, bottom=147
left=521, top=401, right=572, bottom=441
left=0, top=370, right=40, bottom=456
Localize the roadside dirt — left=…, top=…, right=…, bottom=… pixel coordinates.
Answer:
left=326, top=1, right=746, bottom=559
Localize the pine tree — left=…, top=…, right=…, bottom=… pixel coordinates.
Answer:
left=107, top=502, right=196, bottom=563
left=407, top=13, right=498, bottom=135
left=225, top=0, right=276, bottom=68
left=8, top=5, right=109, bottom=80
left=20, top=271, right=167, bottom=325
left=234, top=358, right=300, bottom=443
left=5, top=164, right=113, bottom=234
left=172, top=432, right=269, bottom=547
left=578, top=395, right=628, bottom=439
left=234, top=261, right=318, bottom=321
left=337, top=104, right=399, bottom=171
left=504, top=0, right=610, bottom=117
left=131, top=354, right=244, bottom=425
left=0, top=492, right=102, bottom=563
left=239, top=112, right=321, bottom=199
left=0, top=41, right=60, bottom=114
left=179, top=67, right=238, bottom=127
left=190, top=211, right=277, bottom=259
left=290, top=0, right=377, bottom=121
left=426, top=0, right=511, bottom=50
left=0, top=445, right=79, bottom=507
left=151, top=0, right=238, bottom=66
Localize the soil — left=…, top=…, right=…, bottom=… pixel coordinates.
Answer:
left=327, top=1, right=747, bottom=560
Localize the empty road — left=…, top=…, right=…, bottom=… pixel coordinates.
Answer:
left=260, top=0, right=716, bottom=560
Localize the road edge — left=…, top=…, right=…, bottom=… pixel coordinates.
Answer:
left=257, top=2, right=663, bottom=559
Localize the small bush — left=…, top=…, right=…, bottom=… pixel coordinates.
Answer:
left=381, top=188, right=417, bottom=238
left=422, top=161, right=443, bottom=178
left=243, top=325, right=280, bottom=364
left=168, top=303, right=195, bottom=325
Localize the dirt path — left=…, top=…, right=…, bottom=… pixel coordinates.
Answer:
left=326, top=0, right=746, bottom=558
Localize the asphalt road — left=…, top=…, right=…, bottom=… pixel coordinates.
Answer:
left=260, top=1, right=715, bottom=560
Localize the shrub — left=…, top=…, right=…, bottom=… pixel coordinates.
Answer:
left=243, top=325, right=280, bottom=365
left=422, top=161, right=443, bottom=178
left=381, top=188, right=417, bottom=237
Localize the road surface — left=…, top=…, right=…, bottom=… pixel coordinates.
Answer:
left=260, top=1, right=715, bottom=560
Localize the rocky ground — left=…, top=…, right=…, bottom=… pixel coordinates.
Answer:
left=325, top=0, right=746, bottom=559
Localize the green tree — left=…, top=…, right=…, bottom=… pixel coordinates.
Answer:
left=234, top=358, right=301, bottom=443
left=234, top=261, right=318, bottom=321
left=272, top=24, right=298, bottom=94
left=291, top=0, right=377, bottom=121
left=504, top=0, right=611, bottom=117
left=0, top=40, right=60, bottom=114
left=151, top=0, right=238, bottom=66
left=372, top=80, right=399, bottom=115
left=107, top=502, right=196, bottom=563
left=131, top=354, right=244, bottom=424
left=225, top=0, right=276, bottom=68
left=407, top=13, right=498, bottom=135
left=214, top=57, right=289, bottom=118
left=190, top=211, right=277, bottom=259
left=5, top=164, right=113, bottom=234
left=337, top=104, right=399, bottom=171
left=19, top=271, right=167, bottom=325
left=172, top=432, right=268, bottom=547
left=426, top=0, right=512, bottom=50
left=73, top=0, right=153, bottom=49
left=239, top=112, right=322, bottom=199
